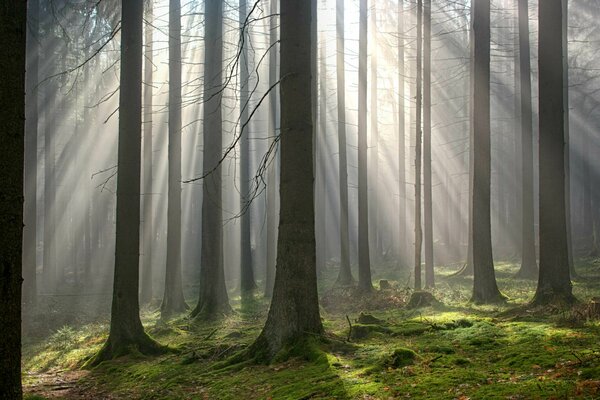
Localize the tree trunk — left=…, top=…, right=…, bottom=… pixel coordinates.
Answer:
left=140, top=0, right=154, bottom=305
left=369, top=0, right=382, bottom=265
left=191, top=0, right=232, bottom=319
left=358, top=0, right=373, bottom=293
left=249, top=0, right=323, bottom=360
left=423, top=0, right=434, bottom=289
left=532, top=0, right=576, bottom=306
left=161, top=0, right=188, bottom=318
left=239, top=0, right=257, bottom=298
left=516, top=0, right=538, bottom=279
left=0, top=2, right=26, bottom=398
left=23, top=0, right=39, bottom=307
left=335, top=0, right=353, bottom=286
left=264, top=0, right=279, bottom=299
left=88, top=0, right=163, bottom=365
left=397, top=0, right=407, bottom=269
left=562, top=0, right=577, bottom=279
left=471, top=0, right=504, bottom=304
left=414, top=0, right=423, bottom=291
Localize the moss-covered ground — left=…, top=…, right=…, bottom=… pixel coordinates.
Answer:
left=23, top=259, right=600, bottom=399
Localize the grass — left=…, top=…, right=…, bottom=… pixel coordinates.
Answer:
left=22, top=259, right=600, bottom=399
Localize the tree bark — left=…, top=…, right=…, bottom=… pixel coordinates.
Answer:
left=140, top=0, right=154, bottom=305
left=397, top=0, right=407, bottom=269
left=358, top=0, right=373, bottom=292
left=423, top=0, right=434, bottom=289
left=161, top=0, right=188, bottom=318
left=249, top=0, right=323, bottom=360
left=23, top=0, right=39, bottom=307
left=239, top=0, right=257, bottom=298
left=533, top=0, right=576, bottom=306
left=414, top=0, right=423, bottom=291
left=89, top=0, right=163, bottom=365
left=335, top=0, right=353, bottom=286
left=516, top=0, right=538, bottom=279
left=191, top=0, right=232, bottom=319
left=470, top=0, right=504, bottom=304
left=264, top=0, right=279, bottom=299
left=0, top=2, right=26, bottom=398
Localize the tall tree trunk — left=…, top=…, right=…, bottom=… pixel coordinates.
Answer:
left=358, top=0, right=373, bottom=292
left=239, top=0, right=257, bottom=298
left=249, top=0, right=323, bottom=360
left=414, top=0, right=423, bottom=290
left=335, top=0, right=353, bottom=286
left=23, top=0, right=39, bottom=306
left=562, top=0, right=577, bottom=279
left=369, top=0, right=381, bottom=265
left=397, top=0, right=407, bottom=269
left=161, top=0, right=188, bottom=318
left=423, top=0, right=434, bottom=288
left=471, top=0, right=504, bottom=304
left=318, top=2, right=328, bottom=273
left=140, top=0, right=154, bottom=305
left=191, top=0, right=231, bottom=319
left=89, top=0, right=163, bottom=365
left=0, top=2, right=26, bottom=398
left=533, top=0, right=576, bottom=306
left=264, top=0, right=279, bottom=298
left=516, top=0, right=537, bottom=279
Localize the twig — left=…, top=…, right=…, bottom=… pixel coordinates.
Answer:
left=346, top=315, right=353, bottom=342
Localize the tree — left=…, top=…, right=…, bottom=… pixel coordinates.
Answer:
left=0, top=2, right=27, bottom=398
left=239, top=0, right=257, bottom=298
left=248, top=0, right=323, bottom=360
left=470, top=0, right=504, bottom=304
left=532, top=0, right=576, bottom=306
left=414, top=0, right=423, bottom=291
left=397, top=0, right=407, bottom=268
left=265, top=0, right=279, bottom=299
left=335, top=0, right=353, bottom=286
left=423, top=0, right=434, bottom=288
left=23, top=0, right=40, bottom=306
left=161, top=0, right=188, bottom=318
left=140, top=0, right=154, bottom=305
left=516, top=0, right=537, bottom=279
left=191, top=0, right=232, bottom=319
left=88, top=0, right=163, bottom=364
left=357, top=0, right=373, bottom=293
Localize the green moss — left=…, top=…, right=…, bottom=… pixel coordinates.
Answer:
left=383, top=348, right=418, bottom=368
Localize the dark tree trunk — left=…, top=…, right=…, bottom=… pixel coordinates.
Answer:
left=249, top=0, right=323, bottom=360
left=89, top=0, right=163, bottom=365
left=0, top=2, right=26, bottom=398
left=423, top=0, right=434, bottom=289
left=470, top=0, right=504, bottom=304
left=532, top=0, right=576, bottom=306
left=414, top=0, right=423, bottom=291
left=161, top=0, right=188, bottom=318
left=191, top=0, right=231, bottom=319
left=140, top=0, right=154, bottom=305
left=264, top=0, right=279, bottom=299
left=516, top=0, right=538, bottom=279
left=239, top=0, right=257, bottom=297
left=335, top=0, right=353, bottom=286
left=23, top=0, right=39, bottom=307
left=358, top=0, right=373, bottom=292
left=562, top=0, right=577, bottom=279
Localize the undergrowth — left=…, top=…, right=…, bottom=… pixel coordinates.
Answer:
left=22, top=260, right=600, bottom=399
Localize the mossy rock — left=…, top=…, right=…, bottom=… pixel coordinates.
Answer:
left=390, top=321, right=432, bottom=336
left=350, top=323, right=391, bottom=340
left=383, top=348, right=418, bottom=368
left=356, top=312, right=386, bottom=325
left=406, top=291, right=442, bottom=309
left=379, top=280, right=392, bottom=290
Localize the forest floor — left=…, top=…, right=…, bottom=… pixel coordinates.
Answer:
left=22, top=259, right=600, bottom=400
